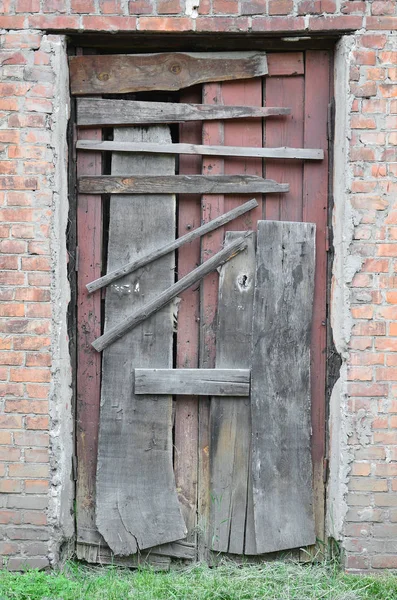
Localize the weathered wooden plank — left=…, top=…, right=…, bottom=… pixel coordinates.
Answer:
left=87, top=199, right=258, bottom=293
left=267, top=52, right=304, bottom=77
left=76, top=542, right=171, bottom=570
left=78, top=175, right=289, bottom=195
left=210, top=232, right=255, bottom=555
left=92, top=233, right=250, bottom=353
left=250, top=220, right=316, bottom=554
left=76, top=127, right=103, bottom=546
left=77, top=99, right=289, bottom=127
left=95, top=125, right=186, bottom=555
left=303, top=50, right=330, bottom=546
left=135, top=369, right=250, bottom=396
left=76, top=140, right=323, bottom=160
left=70, top=52, right=268, bottom=95
left=175, top=85, right=202, bottom=546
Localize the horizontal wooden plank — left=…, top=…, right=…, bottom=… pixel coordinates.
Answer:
left=267, top=52, right=304, bottom=76
left=87, top=199, right=258, bottom=293
left=78, top=175, right=289, bottom=195
left=70, top=52, right=268, bottom=95
left=135, top=369, right=250, bottom=396
left=77, top=99, right=290, bottom=127
left=76, top=140, right=324, bottom=161
left=92, top=233, right=250, bottom=352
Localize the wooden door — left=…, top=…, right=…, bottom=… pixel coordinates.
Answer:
left=73, top=49, right=331, bottom=566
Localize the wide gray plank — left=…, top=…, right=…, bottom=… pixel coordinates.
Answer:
left=77, top=99, right=289, bottom=126
left=78, top=175, right=289, bottom=195
left=70, top=52, right=268, bottom=95
left=87, top=199, right=258, bottom=293
left=210, top=232, right=256, bottom=555
left=96, top=125, right=186, bottom=555
left=77, top=140, right=324, bottom=161
left=250, top=220, right=316, bottom=554
left=134, top=368, right=250, bottom=396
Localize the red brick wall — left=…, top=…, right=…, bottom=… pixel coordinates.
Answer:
left=0, top=0, right=396, bottom=573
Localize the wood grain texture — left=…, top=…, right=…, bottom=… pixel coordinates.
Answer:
left=135, top=369, right=250, bottom=396
left=70, top=52, right=268, bottom=95
left=174, top=85, right=202, bottom=546
left=76, top=140, right=323, bottom=160
left=76, top=127, right=103, bottom=546
left=95, top=125, right=186, bottom=555
left=87, top=199, right=258, bottom=293
left=77, top=99, right=288, bottom=126
left=93, top=234, right=250, bottom=352
left=267, top=52, right=304, bottom=77
left=250, top=220, right=316, bottom=554
left=210, top=232, right=255, bottom=555
left=303, top=51, right=330, bottom=544
left=79, top=175, right=288, bottom=196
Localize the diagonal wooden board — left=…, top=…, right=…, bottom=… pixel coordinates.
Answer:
left=70, top=52, right=268, bottom=95
left=95, top=125, right=186, bottom=555
left=210, top=232, right=256, bottom=555
left=250, top=220, right=316, bottom=554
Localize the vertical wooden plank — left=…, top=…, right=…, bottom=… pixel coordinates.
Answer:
left=199, top=82, right=224, bottom=560
left=303, top=50, right=330, bottom=543
left=96, top=126, right=186, bottom=555
left=175, top=86, right=202, bottom=545
left=76, top=126, right=102, bottom=542
left=251, top=220, right=316, bottom=554
left=264, top=74, right=305, bottom=222
left=210, top=232, right=255, bottom=555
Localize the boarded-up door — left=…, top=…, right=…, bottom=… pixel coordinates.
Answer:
left=73, top=49, right=331, bottom=565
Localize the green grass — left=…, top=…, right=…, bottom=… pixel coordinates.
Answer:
left=0, top=560, right=396, bottom=600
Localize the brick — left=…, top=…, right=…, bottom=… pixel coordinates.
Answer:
left=347, top=367, right=372, bottom=381
left=21, top=256, right=51, bottom=271
left=0, top=256, right=18, bottom=270
left=356, top=447, right=385, bottom=460
left=351, top=196, right=388, bottom=211
left=0, top=510, right=21, bottom=524
left=25, top=304, right=51, bottom=319
left=25, top=480, right=49, bottom=494
left=0, top=305, right=24, bottom=318
left=351, top=322, right=386, bottom=336
left=297, top=0, right=336, bottom=14
left=351, top=462, right=371, bottom=476
left=6, top=495, right=47, bottom=510
left=9, top=463, right=49, bottom=477
left=0, top=447, right=20, bottom=461
left=349, top=352, right=384, bottom=366
left=26, top=415, right=49, bottom=429
left=10, top=368, right=50, bottom=383
left=28, top=14, right=80, bottom=28
left=346, top=507, right=383, bottom=522
left=23, top=510, right=47, bottom=526
left=42, top=0, right=66, bottom=10
left=26, top=384, right=50, bottom=399
left=71, top=0, right=95, bottom=11
left=268, top=0, right=293, bottom=15
left=81, top=15, right=138, bottom=29
left=7, top=557, right=49, bottom=571
left=23, top=541, right=48, bottom=555
left=371, top=1, right=396, bottom=15
left=349, top=478, right=388, bottom=492
left=157, top=0, right=183, bottom=12
left=14, top=431, right=49, bottom=447
left=15, top=289, right=50, bottom=302
left=15, top=0, right=40, bottom=10
left=373, top=524, right=397, bottom=538
left=360, top=34, right=388, bottom=48
left=25, top=448, right=49, bottom=463
left=375, top=463, right=397, bottom=476
left=0, top=480, right=22, bottom=493
left=0, top=352, right=23, bottom=366
left=367, top=16, right=397, bottom=29
left=347, top=383, right=387, bottom=397
left=372, top=555, right=397, bottom=569
left=7, top=526, right=49, bottom=541
left=0, top=542, right=19, bottom=555
left=100, top=0, right=122, bottom=13
left=0, top=415, right=22, bottom=429
left=128, top=0, right=153, bottom=13
left=251, top=16, right=305, bottom=30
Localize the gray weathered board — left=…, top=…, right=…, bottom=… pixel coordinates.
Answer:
left=77, top=140, right=324, bottom=161
left=92, top=234, right=249, bottom=352
left=77, top=99, right=289, bottom=127
left=70, top=52, right=268, bottom=95
left=250, top=220, right=316, bottom=554
left=210, top=232, right=256, bottom=555
left=87, top=199, right=258, bottom=293
left=95, top=125, right=186, bottom=555
left=135, top=369, right=250, bottom=397
left=78, top=175, right=288, bottom=195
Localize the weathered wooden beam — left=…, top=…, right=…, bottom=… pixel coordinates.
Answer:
left=87, top=198, right=258, bottom=293
left=135, top=369, right=250, bottom=396
left=92, top=233, right=250, bottom=352
left=250, top=220, right=316, bottom=554
left=76, top=139, right=324, bottom=161
left=70, top=52, right=268, bottom=95
left=78, top=175, right=289, bottom=195
left=76, top=99, right=290, bottom=127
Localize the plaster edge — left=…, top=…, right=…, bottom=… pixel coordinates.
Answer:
left=46, top=34, right=74, bottom=565
left=327, top=35, right=359, bottom=543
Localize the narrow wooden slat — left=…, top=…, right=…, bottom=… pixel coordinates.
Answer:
left=95, top=125, right=186, bottom=555
left=303, top=50, right=330, bottom=545
left=70, top=52, right=268, bottom=95
left=210, top=232, right=255, bottom=555
left=76, top=140, right=323, bottom=161
left=76, top=127, right=102, bottom=545
left=87, top=199, right=258, bottom=293
left=135, top=369, right=250, bottom=396
left=77, top=99, right=289, bottom=126
left=78, top=175, right=289, bottom=195
left=92, top=233, right=250, bottom=353
left=175, top=85, right=202, bottom=546
left=250, top=220, right=316, bottom=554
